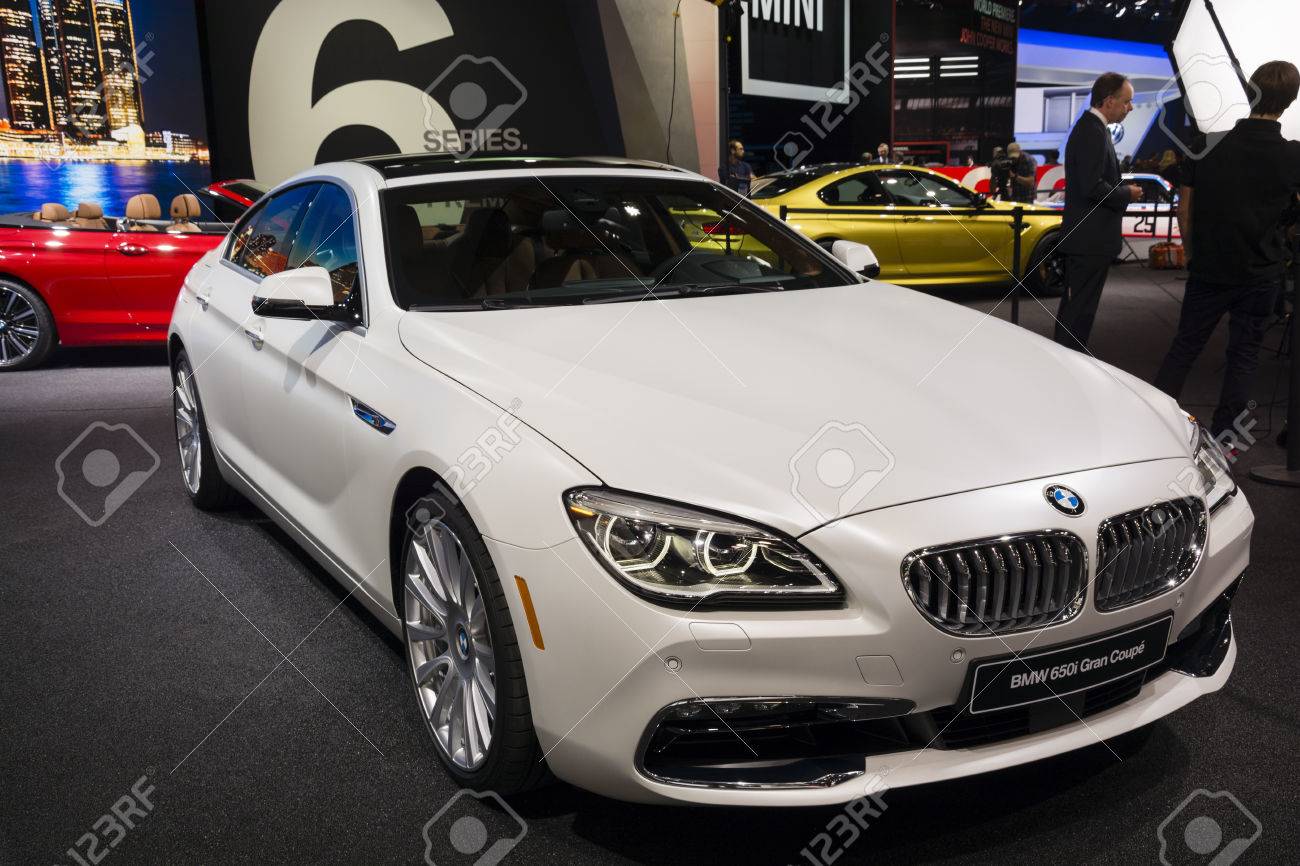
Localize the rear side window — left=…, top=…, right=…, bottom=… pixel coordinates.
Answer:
left=227, top=184, right=318, bottom=278
left=818, top=173, right=890, bottom=206
left=287, top=184, right=362, bottom=304
left=880, top=171, right=974, bottom=207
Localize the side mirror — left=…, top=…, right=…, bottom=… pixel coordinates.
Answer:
left=831, top=239, right=881, bottom=279
left=251, top=266, right=349, bottom=321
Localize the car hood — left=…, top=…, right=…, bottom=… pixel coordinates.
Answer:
left=398, top=282, right=1190, bottom=536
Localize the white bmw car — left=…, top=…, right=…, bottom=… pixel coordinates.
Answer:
left=168, top=154, right=1251, bottom=805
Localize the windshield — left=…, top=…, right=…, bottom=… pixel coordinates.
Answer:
left=381, top=175, right=854, bottom=309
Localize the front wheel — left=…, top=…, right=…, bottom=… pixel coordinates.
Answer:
left=400, top=489, right=550, bottom=793
left=0, top=280, right=55, bottom=371
left=172, top=352, right=240, bottom=510
left=1024, top=231, right=1066, bottom=298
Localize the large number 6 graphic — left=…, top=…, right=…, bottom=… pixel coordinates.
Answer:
left=249, top=0, right=456, bottom=182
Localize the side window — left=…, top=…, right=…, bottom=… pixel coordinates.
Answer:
left=287, top=184, right=362, bottom=304
left=227, top=184, right=319, bottom=278
left=880, top=171, right=974, bottom=207
left=818, top=173, right=890, bottom=206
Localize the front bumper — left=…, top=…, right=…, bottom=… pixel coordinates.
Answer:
left=490, top=458, right=1251, bottom=805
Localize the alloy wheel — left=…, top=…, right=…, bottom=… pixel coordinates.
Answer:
left=0, top=286, right=40, bottom=366
left=1036, top=248, right=1066, bottom=295
left=173, top=362, right=202, bottom=494
left=404, top=520, right=497, bottom=771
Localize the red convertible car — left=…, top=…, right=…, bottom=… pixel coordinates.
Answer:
left=0, top=183, right=263, bottom=371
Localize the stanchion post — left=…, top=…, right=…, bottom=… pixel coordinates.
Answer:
left=1250, top=247, right=1300, bottom=485
left=1010, top=206, right=1024, bottom=326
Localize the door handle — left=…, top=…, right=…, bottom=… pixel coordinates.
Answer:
left=901, top=216, right=921, bottom=223
left=194, top=290, right=211, bottom=310
left=243, top=326, right=263, bottom=349
left=117, top=242, right=148, bottom=256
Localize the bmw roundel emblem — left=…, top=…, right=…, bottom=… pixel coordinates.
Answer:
left=1045, top=484, right=1085, bottom=517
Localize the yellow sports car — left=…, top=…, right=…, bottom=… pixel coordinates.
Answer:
left=751, top=163, right=1066, bottom=295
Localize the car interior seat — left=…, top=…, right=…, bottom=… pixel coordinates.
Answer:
left=69, top=202, right=109, bottom=230
left=391, top=205, right=440, bottom=303
left=461, top=208, right=535, bottom=297
left=532, top=209, right=601, bottom=288
left=124, top=194, right=162, bottom=231
left=168, top=194, right=202, bottom=232
left=33, top=203, right=71, bottom=223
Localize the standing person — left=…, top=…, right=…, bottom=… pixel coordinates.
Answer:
left=1154, top=61, right=1300, bottom=444
left=1157, top=149, right=1181, bottom=186
left=1054, top=72, right=1143, bottom=351
left=1006, top=142, right=1037, bottom=203
left=869, top=142, right=893, bottom=164
left=719, top=139, right=753, bottom=196
left=989, top=146, right=1009, bottom=199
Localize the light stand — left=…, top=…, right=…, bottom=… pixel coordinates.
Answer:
left=1250, top=235, right=1300, bottom=486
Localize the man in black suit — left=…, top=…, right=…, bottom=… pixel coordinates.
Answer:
left=1054, top=73, right=1143, bottom=351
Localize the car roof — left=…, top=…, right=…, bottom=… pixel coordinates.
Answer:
left=351, top=152, right=689, bottom=180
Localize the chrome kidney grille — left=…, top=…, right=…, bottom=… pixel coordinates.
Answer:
left=901, top=531, right=1088, bottom=636
left=1094, top=497, right=1207, bottom=611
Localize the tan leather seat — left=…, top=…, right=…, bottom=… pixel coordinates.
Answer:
left=168, top=194, right=202, bottom=232
left=70, top=202, right=108, bottom=230
left=34, top=203, right=70, bottom=223
left=457, top=209, right=535, bottom=297
left=124, top=194, right=161, bottom=231
left=533, top=210, right=601, bottom=288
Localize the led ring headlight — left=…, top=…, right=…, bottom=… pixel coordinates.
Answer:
left=565, top=488, right=842, bottom=606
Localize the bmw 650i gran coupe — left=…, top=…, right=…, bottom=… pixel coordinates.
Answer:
left=166, top=153, right=1250, bottom=805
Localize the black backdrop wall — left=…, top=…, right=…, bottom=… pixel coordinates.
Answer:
left=196, top=0, right=636, bottom=182
left=725, top=0, right=895, bottom=174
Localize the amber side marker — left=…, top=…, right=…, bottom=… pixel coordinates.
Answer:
left=514, top=576, right=545, bottom=650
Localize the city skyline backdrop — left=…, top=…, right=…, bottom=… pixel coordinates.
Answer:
left=0, top=0, right=208, bottom=158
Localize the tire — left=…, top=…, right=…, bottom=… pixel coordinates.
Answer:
left=0, top=279, right=56, bottom=371
left=399, top=488, right=550, bottom=793
left=172, top=351, right=240, bottom=510
left=1025, top=231, right=1067, bottom=298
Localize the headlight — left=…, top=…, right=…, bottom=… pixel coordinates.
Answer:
left=1192, top=425, right=1237, bottom=512
left=564, top=488, right=842, bottom=606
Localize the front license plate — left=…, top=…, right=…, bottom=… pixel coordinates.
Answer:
left=967, top=615, right=1173, bottom=715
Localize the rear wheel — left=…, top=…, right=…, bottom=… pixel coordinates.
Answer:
left=172, top=352, right=240, bottom=510
left=1025, top=231, right=1066, bottom=298
left=400, top=488, right=550, bottom=793
left=0, top=280, right=55, bottom=371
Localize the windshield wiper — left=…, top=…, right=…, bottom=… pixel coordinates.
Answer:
left=409, top=296, right=546, bottom=311
left=581, top=281, right=789, bottom=303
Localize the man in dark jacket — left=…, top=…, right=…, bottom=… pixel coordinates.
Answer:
left=1054, top=73, right=1143, bottom=351
left=1155, top=61, right=1300, bottom=442
left=719, top=139, right=753, bottom=196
